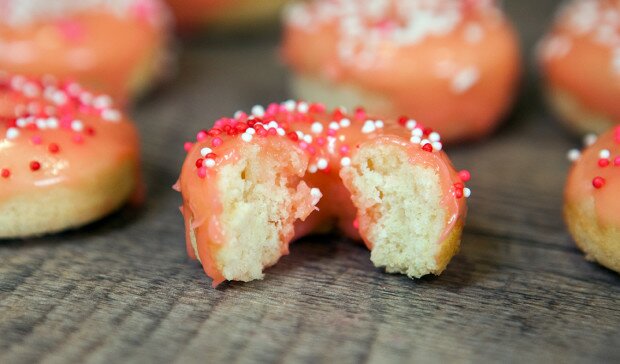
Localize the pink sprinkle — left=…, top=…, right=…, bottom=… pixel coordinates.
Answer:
left=339, top=145, right=350, bottom=155
left=196, top=131, right=208, bottom=142
left=212, top=137, right=223, bottom=147
left=31, top=135, right=42, bottom=145
left=299, top=141, right=308, bottom=150
left=355, top=108, right=366, bottom=120
left=132, top=0, right=155, bottom=21
left=267, top=103, right=279, bottom=115
left=614, top=156, right=620, bottom=166
left=197, top=166, right=207, bottom=178
left=56, top=21, right=84, bottom=42
left=327, top=129, right=337, bottom=137
left=316, top=137, right=326, bottom=146
left=307, top=146, right=317, bottom=155
left=72, top=134, right=84, bottom=144
left=353, top=219, right=359, bottom=229
left=184, top=142, right=193, bottom=152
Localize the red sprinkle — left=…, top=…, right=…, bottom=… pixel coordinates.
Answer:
left=48, top=143, right=60, bottom=153
left=1, top=168, right=10, bottom=178
left=398, top=116, right=408, bottom=126
left=184, top=142, right=194, bottom=152
left=195, top=158, right=203, bottom=168
left=458, top=170, right=471, bottom=182
left=287, top=131, right=299, bottom=142
left=592, top=176, right=606, bottom=189
left=422, top=143, right=433, bottom=152
left=30, top=161, right=41, bottom=171
left=454, top=188, right=464, bottom=199
left=598, top=158, right=610, bottom=167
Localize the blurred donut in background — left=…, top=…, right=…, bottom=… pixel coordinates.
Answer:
left=0, top=0, right=173, bottom=105
left=281, top=0, right=522, bottom=143
left=539, top=0, right=620, bottom=135
left=165, top=0, right=289, bottom=33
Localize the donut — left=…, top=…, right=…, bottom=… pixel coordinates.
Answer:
left=281, top=0, right=522, bottom=143
left=165, top=0, right=289, bottom=33
left=174, top=101, right=470, bottom=286
left=0, top=73, right=141, bottom=238
left=539, top=0, right=620, bottom=134
left=0, top=0, right=172, bottom=104
left=565, top=127, right=620, bottom=273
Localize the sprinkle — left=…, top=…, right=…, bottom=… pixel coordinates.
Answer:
left=212, top=137, right=223, bottom=147
left=31, top=136, right=42, bottom=145
left=412, top=128, right=423, bottom=137
left=1, top=169, right=10, bottom=178
left=339, top=118, right=351, bottom=128
left=297, top=102, right=309, bottom=113
left=283, top=100, right=296, bottom=111
left=584, top=134, right=597, bottom=146
left=361, top=120, right=376, bottom=134
left=241, top=133, right=253, bottom=142
left=30, top=161, right=41, bottom=171
left=374, top=120, right=384, bottom=129
left=316, top=158, right=328, bottom=170
left=184, top=142, right=194, bottom=152
left=463, top=188, right=472, bottom=198
left=303, top=134, right=313, bottom=144
left=598, top=158, right=610, bottom=167
left=567, top=149, right=581, bottom=162
left=429, top=132, right=441, bottom=142
left=432, top=142, right=443, bottom=151
left=592, top=176, right=605, bottom=189
left=308, top=164, right=318, bottom=174
left=102, top=109, right=121, bottom=122
left=251, top=105, right=265, bottom=117
left=328, top=122, right=340, bottom=130
left=6, top=127, right=19, bottom=140
left=200, top=147, right=212, bottom=157
left=422, top=143, right=433, bottom=152
left=458, top=170, right=471, bottom=182
left=614, top=156, right=620, bottom=166
left=599, top=149, right=611, bottom=159
left=71, top=120, right=84, bottom=132
left=340, top=157, right=351, bottom=167
left=93, top=95, right=112, bottom=109
left=451, top=67, right=480, bottom=94
left=311, top=122, right=324, bottom=134
left=410, top=136, right=422, bottom=144
left=197, top=167, right=207, bottom=178
left=204, top=159, right=216, bottom=168
left=405, top=120, right=417, bottom=130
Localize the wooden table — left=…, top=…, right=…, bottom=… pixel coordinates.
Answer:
left=1, top=1, right=619, bottom=363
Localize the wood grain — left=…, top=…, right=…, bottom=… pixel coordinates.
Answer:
left=1, top=1, right=619, bottom=363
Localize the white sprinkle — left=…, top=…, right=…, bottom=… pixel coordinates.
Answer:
left=310, top=188, right=322, bottom=205
left=71, top=120, right=84, bottom=132
left=463, top=188, right=472, bottom=198
left=36, top=118, right=47, bottom=129
left=406, top=120, right=417, bottom=130
left=251, top=105, right=265, bottom=117
left=432, top=142, right=443, bottom=151
left=429, top=132, right=441, bottom=142
left=23, top=83, right=39, bottom=97
left=464, top=23, right=484, bottom=43
left=311, top=122, right=324, bottom=134
left=303, top=134, right=313, bottom=144
left=93, top=95, right=112, bottom=109
left=451, top=67, right=480, bottom=94
left=339, top=118, right=351, bottom=127
left=412, top=128, right=423, bottom=137
left=46, top=117, right=59, bottom=129
left=410, top=136, right=422, bottom=144
left=374, top=120, right=384, bottom=129
left=328, top=122, right=340, bottom=130
left=316, top=158, right=329, bottom=170
left=340, top=157, right=351, bottom=167
left=241, top=133, right=253, bottom=142
left=204, top=159, right=216, bottom=168
left=361, top=120, right=376, bottom=134
left=567, top=149, right=581, bottom=162
left=297, top=101, right=309, bottom=113
left=102, top=109, right=121, bottom=122
left=584, top=133, right=597, bottom=146
left=267, top=121, right=279, bottom=129
left=51, top=91, right=67, bottom=105
left=234, top=110, right=244, bottom=118
left=599, top=149, right=611, bottom=159
left=200, top=147, right=213, bottom=157
left=6, top=127, right=19, bottom=140
left=277, top=128, right=286, bottom=136
left=296, top=130, right=304, bottom=139
left=283, top=100, right=296, bottom=112
left=246, top=128, right=256, bottom=135
left=16, top=118, right=27, bottom=128
left=421, top=139, right=430, bottom=146
left=308, top=165, right=318, bottom=174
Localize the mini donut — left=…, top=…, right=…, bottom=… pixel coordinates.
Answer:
left=0, top=74, right=141, bottom=238
left=565, top=127, right=620, bottom=273
left=0, top=0, right=172, bottom=104
left=175, top=101, right=470, bottom=286
left=165, top=0, right=289, bottom=33
left=539, top=0, right=620, bottom=135
left=281, top=0, right=522, bottom=143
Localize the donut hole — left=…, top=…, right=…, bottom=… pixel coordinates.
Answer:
left=213, top=141, right=315, bottom=282
left=343, top=140, right=446, bottom=278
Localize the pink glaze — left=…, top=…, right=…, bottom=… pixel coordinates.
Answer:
left=0, top=0, right=170, bottom=104
left=282, top=0, right=521, bottom=142
left=539, top=0, right=620, bottom=122
left=0, top=74, right=140, bottom=205
left=566, top=126, right=620, bottom=225
left=176, top=101, right=469, bottom=286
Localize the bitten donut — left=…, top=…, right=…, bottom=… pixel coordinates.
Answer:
left=539, top=0, right=620, bottom=134
left=175, top=101, right=470, bottom=286
left=565, top=127, right=620, bottom=273
left=281, top=0, right=521, bottom=143
left=0, top=0, right=171, bottom=104
left=165, top=0, right=289, bottom=32
left=0, top=74, right=141, bottom=238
